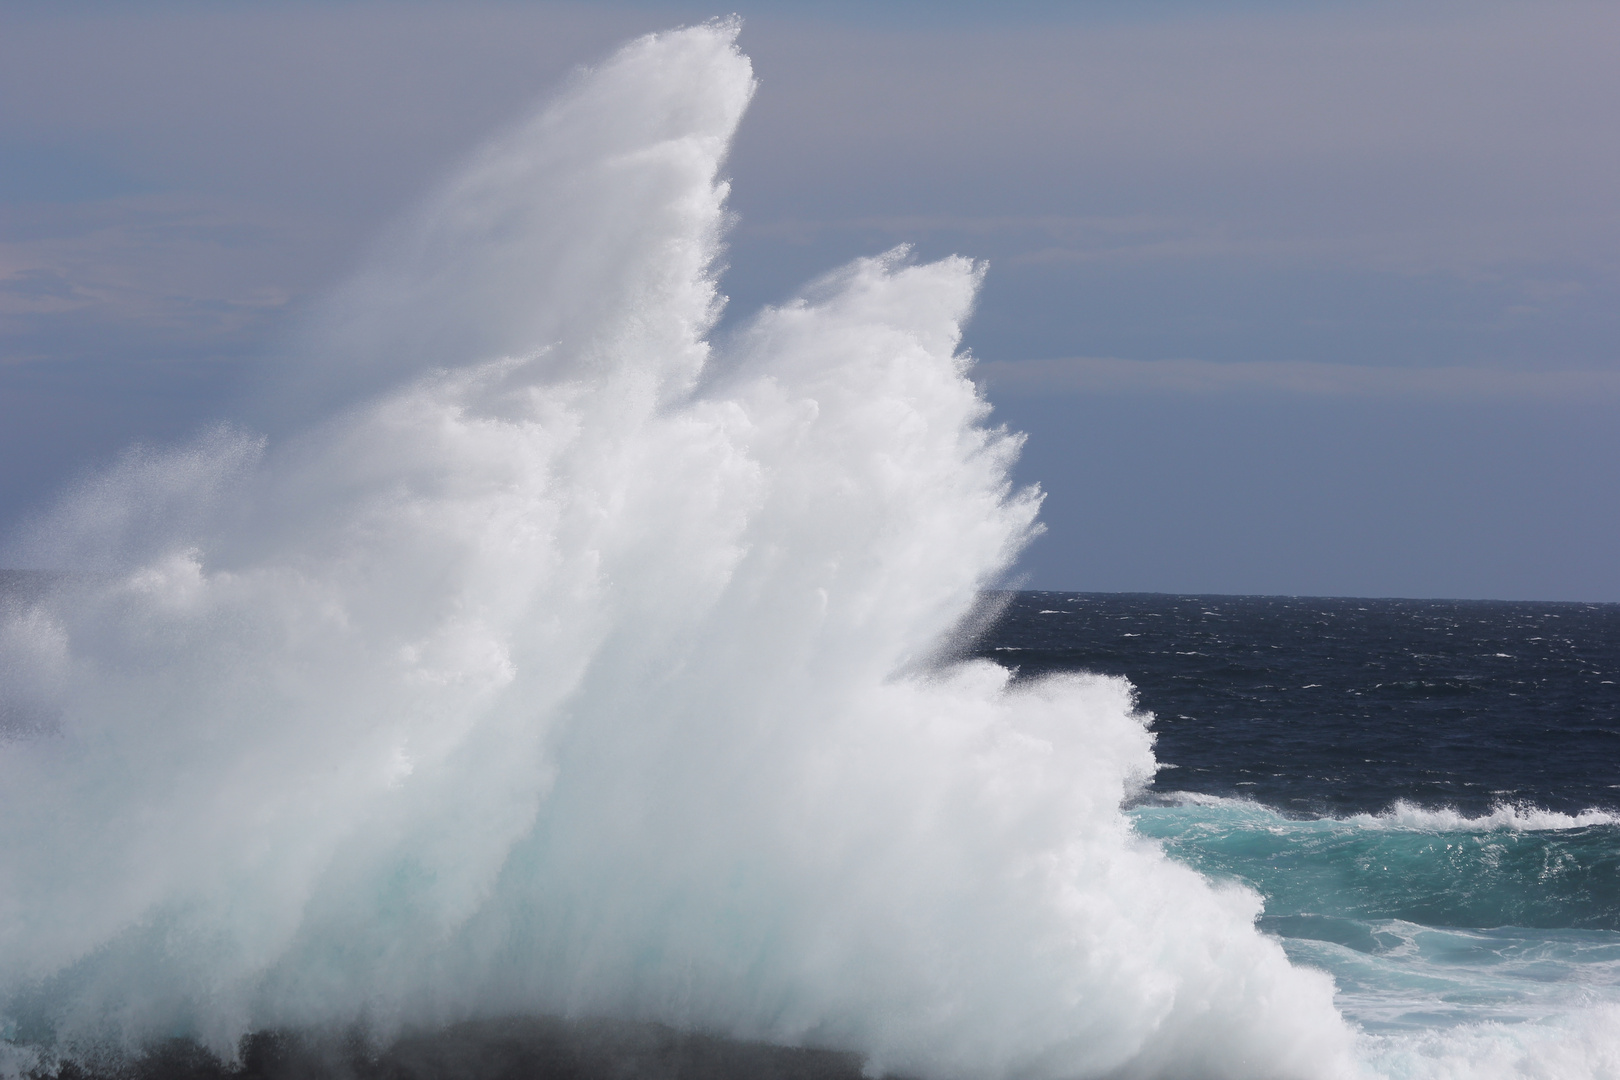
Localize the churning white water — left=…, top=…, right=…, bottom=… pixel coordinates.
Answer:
left=1, top=21, right=1613, bottom=1080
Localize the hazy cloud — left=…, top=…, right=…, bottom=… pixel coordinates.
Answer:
left=1, top=0, right=1616, bottom=596
left=978, top=356, right=1620, bottom=401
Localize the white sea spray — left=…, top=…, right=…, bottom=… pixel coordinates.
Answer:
left=3, top=20, right=1611, bottom=1080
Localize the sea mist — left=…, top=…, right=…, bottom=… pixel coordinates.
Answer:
left=3, top=21, right=1376, bottom=1080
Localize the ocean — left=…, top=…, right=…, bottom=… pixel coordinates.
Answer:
left=4, top=21, right=1619, bottom=1080
left=7, top=588, right=1617, bottom=1078
left=976, top=593, right=1620, bottom=1038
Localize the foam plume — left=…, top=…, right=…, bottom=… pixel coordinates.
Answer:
left=0, top=21, right=1369, bottom=1080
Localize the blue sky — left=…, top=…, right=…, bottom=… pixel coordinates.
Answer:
left=1, top=0, right=1616, bottom=598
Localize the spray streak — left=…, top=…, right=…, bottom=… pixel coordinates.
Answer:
left=0, top=20, right=1500, bottom=1080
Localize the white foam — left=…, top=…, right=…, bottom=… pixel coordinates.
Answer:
left=1147, top=792, right=1620, bottom=833
left=1350, top=801, right=1620, bottom=833
left=1361, top=1004, right=1620, bottom=1080
left=3, top=19, right=1589, bottom=1080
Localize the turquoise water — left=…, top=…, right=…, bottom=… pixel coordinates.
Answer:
left=1131, top=795, right=1620, bottom=1031
left=977, top=591, right=1620, bottom=1046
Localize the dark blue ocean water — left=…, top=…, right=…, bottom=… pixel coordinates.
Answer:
left=975, top=592, right=1620, bottom=1030
left=975, top=592, right=1620, bottom=816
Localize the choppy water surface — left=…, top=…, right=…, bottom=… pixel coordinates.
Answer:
left=980, top=592, right=1620, bottom=1035
left=978, top=592, right=1620, bottom=815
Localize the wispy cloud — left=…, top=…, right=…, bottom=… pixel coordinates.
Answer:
left=976, top=356, right=1620, bottom=401
left=0, top=194, right=297, bottom=364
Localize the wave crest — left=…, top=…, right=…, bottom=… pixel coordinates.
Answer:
left=0, top=23, right=1356, bottom=1080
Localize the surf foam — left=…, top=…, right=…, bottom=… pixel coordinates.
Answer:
left=12, top=18, right=1596, bottom=1080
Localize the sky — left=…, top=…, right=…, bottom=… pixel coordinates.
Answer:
left=1, top=0, right=1616, bottom=600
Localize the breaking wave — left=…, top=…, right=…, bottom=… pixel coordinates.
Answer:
left=0, top=20, right=1613, bottom=1080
